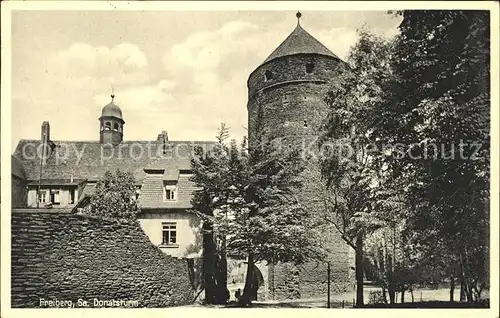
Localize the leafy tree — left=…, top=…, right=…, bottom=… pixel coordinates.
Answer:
left=190, top=123, right=233, bottom=305
left=191, top=108, right=322, bottom=306
left=83, top=169, right=140, bottom=219
left=370, top=10, right=490, bottom=302
left=318, top=29, right=397, bottom=306
left=231, top=116, right=320, bottom=305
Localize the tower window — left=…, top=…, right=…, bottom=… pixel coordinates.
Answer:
left=264, top=70, right=273, bottom=81
left=104, top=122, right=111, bottom=131
left=306, top=63, right=315, bottom=74
left=282, top=94, right=290, bottom=106
left=113, top=123, right=119, bottom=131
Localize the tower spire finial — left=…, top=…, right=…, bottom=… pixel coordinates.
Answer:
left=296, top=11, right=302, bottom=25
left=111, top=86, right=115, bottom=101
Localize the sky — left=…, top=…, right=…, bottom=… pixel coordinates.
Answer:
left=11, top=10, right=402, bottom=150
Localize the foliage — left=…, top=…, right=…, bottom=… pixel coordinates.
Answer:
left=318, top=28, right=397, bottom=306
left=83, top=169, right=140, bottom=220
left=190, top=123, right=234, bottom=305
left=320, top=10, right=490, bottom=303
left=362, top=10, right=490, bottom=302
left=191, top=114, right=321, bottom=305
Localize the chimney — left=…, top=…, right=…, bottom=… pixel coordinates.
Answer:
left=40, top=121, right=52, bottom=161
left=41, top=121, right=50, bottom=143
left=156, top=131, right=169, bottom=155
left=156, top=130, right=169, bottom=143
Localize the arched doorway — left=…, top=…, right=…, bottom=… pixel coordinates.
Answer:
left=227, top=258, right=269, bottom=301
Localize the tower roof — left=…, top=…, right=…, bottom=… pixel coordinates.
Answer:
left=101, top=94, right=123, bottom=119
left=261, top=22, right=339, bottom=65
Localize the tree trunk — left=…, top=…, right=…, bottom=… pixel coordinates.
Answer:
left=215, top=241, right=228, bottom=304
left=460, top=248, right=474, bottom=302
left=388, top=285, right=396, bottom=304
left=241, top=252, right=256, bottom=306
left=202, top=221, right=217, bottom=304
left=410, top=287, right=414, bottom=303
left=387, top=253, right=395, bottom=304
left=460, top=278, right=467, bottom=302
left=214, top=253, right=228, bottom=304
left=450, top=276, right=455, bottom=302
left=466, top=282, right=474, bottom=303
left=379, top=246, right=387, bottom=303
left=355, top=234, right=364, bottom=307
left=401, top=290, right=405, bottom=303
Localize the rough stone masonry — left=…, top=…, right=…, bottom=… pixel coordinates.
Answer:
left=11, top=212, right=194, bottom=308
left=246, top=20, right=355, bottom=300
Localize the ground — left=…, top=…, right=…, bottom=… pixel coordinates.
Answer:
left=191, top=287, right=490, bottom=308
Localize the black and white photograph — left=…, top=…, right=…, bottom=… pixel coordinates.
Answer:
left=1, top=1, right=498, bottom=316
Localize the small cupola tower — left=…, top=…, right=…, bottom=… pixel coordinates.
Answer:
left=99, top=93, right=125, bottom=146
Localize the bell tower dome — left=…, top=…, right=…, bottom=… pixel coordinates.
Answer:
left=99, top=93, right=125, bottom=146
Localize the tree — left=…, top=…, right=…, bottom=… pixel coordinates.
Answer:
left=318, top=29, right=397, bottom=307
left=370, top=10, right=490, bottom=302
left=230, top=118, right=321, bottom=305
left=190, top=123, right=233, bottom=305
left=83, top=169, right=140, bottom=219
left=191, top=108, right=322, bottom=306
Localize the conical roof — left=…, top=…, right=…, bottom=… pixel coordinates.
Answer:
left=261, top=24, right=339, bottom=65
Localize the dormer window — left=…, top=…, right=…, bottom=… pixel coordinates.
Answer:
left=306, top=63, right=315, bottom=74
left=264, top=70, right=273, bottom=82
left=164, top=184, right=177, bottom=201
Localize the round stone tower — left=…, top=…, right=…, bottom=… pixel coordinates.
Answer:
left=99, top=94, right=125, bottom=146
left=246, top=12, right=354, bottom=300
left=247, top=12, right=346, bottom=144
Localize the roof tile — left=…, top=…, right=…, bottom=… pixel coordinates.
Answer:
left=262, top=24, right=339, bottom=65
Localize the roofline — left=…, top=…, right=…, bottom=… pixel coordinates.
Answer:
left=137, top=208, right=194, bottom=214
left=247, top=52, right=344, bottom=86
left=143, top=168, right=165, bottom=172
left=98, top=116, right=125, bottom=124
left=27, top=182, right=82, bottom=186
left=14, top=139, right=217, bottom=145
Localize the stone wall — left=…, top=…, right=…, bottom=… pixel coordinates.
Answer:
left=247, top=54, right=347, bottom=142
left=11, top=212, right=194, bottom=308
left=11, top=176, right=27, bottom=208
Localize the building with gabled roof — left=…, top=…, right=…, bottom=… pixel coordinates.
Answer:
left=11, top=94, right=214, bottom=259
left=11, top=12, right=354, bottom=300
